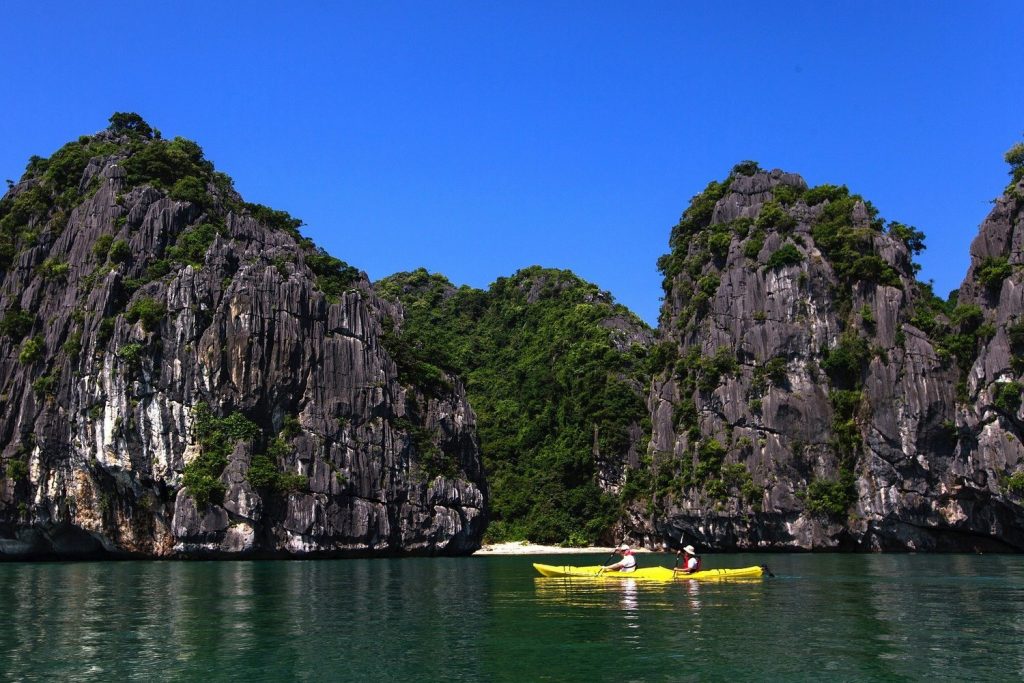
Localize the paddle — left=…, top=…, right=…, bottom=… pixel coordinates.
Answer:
left=760, top=564, right=776, bottom=578
left=595, top=546, right=619, bottom=575
left=672, top=531, right=685, bottom=573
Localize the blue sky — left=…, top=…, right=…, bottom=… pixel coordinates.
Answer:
left=2, top=3, right=1021, bottom=325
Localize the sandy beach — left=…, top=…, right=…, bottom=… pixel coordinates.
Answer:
left=473, top=542, right=657, bottom=555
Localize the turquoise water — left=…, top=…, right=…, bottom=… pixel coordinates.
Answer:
left=1, top=553, right=1022, bottom=681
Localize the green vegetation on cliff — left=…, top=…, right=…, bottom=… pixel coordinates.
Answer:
left=0, top=113, right=361, bottom=302
left=652, top=163, right=953, bottom=521
left=184, top=403, right=261, bottom=508
left=1005, top=141, right=1024, bottom=192
left=377, top=266, right=653, bottom=545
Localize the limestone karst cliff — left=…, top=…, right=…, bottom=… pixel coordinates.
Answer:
left=637, top=162, right=1024, bottom=551
left=2, top=115, right=1022, bottom=558
left=0, top=115, right=486, bottom=558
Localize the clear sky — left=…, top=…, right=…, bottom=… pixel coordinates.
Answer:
left=2, top=2, right=1021, bottom=325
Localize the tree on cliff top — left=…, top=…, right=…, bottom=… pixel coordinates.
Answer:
left=1006, top=140, right=1024, bottom=188
left=109, top=112, right=156, bottom=139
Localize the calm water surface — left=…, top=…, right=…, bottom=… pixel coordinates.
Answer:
left=1, top=553, right=1022, bottom=681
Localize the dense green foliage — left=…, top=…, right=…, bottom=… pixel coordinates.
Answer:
left=731, top=160, right=761, bottom=177
left=908, top=283, right=996, bottom=380
left=802, top=471, right=857, bottom=518
left=751, top=356, right=788, bottom=394
left=0, top=132, right=119, bottom=269
left=122, top=135, right=213, bottom=192
left=184, top=403, right=261, bottom=508
left=243, top=203, right=303, bottom=237
left=812, top=325, right=872, bottom=518
left=247, top=438, right=307, bottom=494
left=32, top=373, right=56, bottom=397
left=742, top=230, right=765, bottom=259
left=808, top=185, right=899, bottom=292
left=108, top=240, right=131, bottom=264
left=656, top=177, right=733, bottom=289
left=817, top=328, right=870, bottom=518
left=377, top=267, right=652, bottom=544
left=811, top=332, right=867, bottom=517
left=992, top=381, right=1023, bottom=416
left=756, top=201, right=796, bottom=232
left=166, top=222, right=221, bottom=267
left=169, top=176, right=209, bottom=207
left=125, top=297, right=165, bottom=333
left=887, top=222, right=926, bottom=255
left=1, top=113, right=363, bottom=331
left=821, top=332, right=870, bottom=390
left=765, top=242, right=803, bottom=270
left=306, top=250, right=360, bottom=300
left=37, top=258, right=70, bottom=281
left=772, top=183, right=805, bottom=206
left=1005, top=141, right=1024, bottom=189
left=4, top=458, right=29, bottom=482
left=0, top=306, right=34, bottom=340
left=18, top=336, right=44, bottom=364
left=976, top=257, right=1012, bottom=293
left=185, top=405, right=306, bottom=506
left=92, top=234, right=114, bottom=260
left=109, top=112, right=156, bottom=139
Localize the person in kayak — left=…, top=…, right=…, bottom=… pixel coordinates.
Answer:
left=674, top=545, right=702, bottom=574
left=603, top=543, right=637, bottom=572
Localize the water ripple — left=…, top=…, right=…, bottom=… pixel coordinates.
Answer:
left=0, top=554, right=1023, bottom=680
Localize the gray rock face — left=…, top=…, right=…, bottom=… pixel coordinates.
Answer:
left=637, top=169, right=1024, bottom=552
left=947, top=178, right=1024, bottom=548
left=0, top=131, right=486, bottom=558
left=4, top=125, right=1021, bottom=557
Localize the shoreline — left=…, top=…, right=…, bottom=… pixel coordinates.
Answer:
left=473, top=542, right=659, bottom=556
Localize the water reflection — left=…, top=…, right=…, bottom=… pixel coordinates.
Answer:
left=0, top=555, right=1022, bottom=681
left=532, top=575, right=676, bottom=612
left=0, top=559, right=495, bottom=681
left=683, top=578, right=701, bottom=611
left=621, top=578, right=639, bottom=614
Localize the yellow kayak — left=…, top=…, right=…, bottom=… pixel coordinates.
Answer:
left=532, top=563, right=765, bottom=581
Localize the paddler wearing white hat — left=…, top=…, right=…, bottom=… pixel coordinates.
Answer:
left=674, top=544, right=702, bottom=574
left=602, top=543, right=637, bottom=573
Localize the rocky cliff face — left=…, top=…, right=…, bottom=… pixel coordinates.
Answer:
left=950, top=175, right=1024, bottom=545
left=0, top=120, right=486, bottom=558
left=637, top=165, right=1024, bottom=552
left=3, top=118, right=1021, bottom=558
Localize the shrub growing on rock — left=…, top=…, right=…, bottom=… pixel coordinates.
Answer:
left=18, top=336, right=44, bottom=364
left=992, top=381, right=1023, bottom=416
left=976, top=257, right=1012, bottom=293
left=0, top=307, right=34, bottom=339
left=125, top=297, right=165, bottom=333
left=765, top=243, right=803, bottom=270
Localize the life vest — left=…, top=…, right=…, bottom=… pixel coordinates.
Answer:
left=687, top=555, right=702, bottom=572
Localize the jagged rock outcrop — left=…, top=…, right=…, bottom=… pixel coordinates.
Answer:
left=0, top=118, right=486, bottom=558
left=949, top=175, right=1024, bottom=543
left=636, top=164, right=1024, bottom=552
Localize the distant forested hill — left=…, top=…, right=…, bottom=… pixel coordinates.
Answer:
left=376, top=266, right=654, bottom=544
